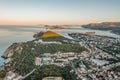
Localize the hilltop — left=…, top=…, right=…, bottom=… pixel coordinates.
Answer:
left=41, top=31, right=61, bottom=38
left=34, top=31, right=71, bottom=41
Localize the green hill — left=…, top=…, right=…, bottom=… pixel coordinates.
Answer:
left=41, top=31, right=61, bottom=38
left=39, top=31, right=70, bottom=41
left=0, top=42, right=87, bottom=80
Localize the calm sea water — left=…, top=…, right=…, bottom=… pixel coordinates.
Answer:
left=0, top=26, right=45, bottom=66
left=0, top=26, right=119, bottom=66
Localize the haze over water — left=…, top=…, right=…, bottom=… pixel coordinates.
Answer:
left=0, top=26, right=119, bottom=66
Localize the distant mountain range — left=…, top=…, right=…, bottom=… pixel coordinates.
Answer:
left=82, top=22, right=120, bottom=35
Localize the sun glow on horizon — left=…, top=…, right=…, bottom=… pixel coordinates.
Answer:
left=0, top=0, right=120, bottom=25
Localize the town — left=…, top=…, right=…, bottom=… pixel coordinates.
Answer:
left=68, top=33, right=120, bottom=80
left=1, top=31, right=120, bottom=80
left=31, top=32, right=120, bottom=80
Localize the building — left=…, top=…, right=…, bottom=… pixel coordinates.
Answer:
left=42, top=77, right=63, bottom=80
left=35, top=57, right=42, bottom=65
left=34, top=39, right=62, bottom=44
left=4, top=71, right=22, bottom=80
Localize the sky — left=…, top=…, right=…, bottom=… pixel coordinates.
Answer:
left=0, top=0, right=120, bottom=25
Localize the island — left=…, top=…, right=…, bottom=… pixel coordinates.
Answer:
left=82, top=22, right=120, bottom=35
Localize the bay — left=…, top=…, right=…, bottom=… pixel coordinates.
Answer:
left=0, top=26, right=119, bottom=66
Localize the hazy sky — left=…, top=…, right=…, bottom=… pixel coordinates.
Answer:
left=0, top=0, right=120, bottom=25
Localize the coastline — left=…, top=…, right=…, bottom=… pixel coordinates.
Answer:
left=0, top=30, right=120, bottom=80
left=0, top=26, right=120, bottom=66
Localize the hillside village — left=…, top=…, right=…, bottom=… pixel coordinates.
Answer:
left=0, top=31, right=120, bottom=80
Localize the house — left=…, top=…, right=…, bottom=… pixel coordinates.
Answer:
left=54, top=58, right=69, bottom=66
left=35, top=57, right=42, bottom=65
left=34, top=39, right=62, bottom=44
left=61, top=52, right=75, bottom=57
left=90, top=59, right=109, bottom=66
left=42, top=57, right=53, bottom=64
left=42, top=77, right=63, bottom=80
left=42, top=53, right=54, bottom=64
left=42, top=53, right=54, bottom=57
left=4, top=71, right=22, bottom=80
left=55, top=58, right=68, bottom=62
left=68, top=56, right=77, bottom=60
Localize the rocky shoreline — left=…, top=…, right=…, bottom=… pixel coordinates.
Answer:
left=1, top=43, right=23, bottom=59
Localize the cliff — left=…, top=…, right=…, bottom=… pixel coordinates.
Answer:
left=1, top=43, right=23, bottom=59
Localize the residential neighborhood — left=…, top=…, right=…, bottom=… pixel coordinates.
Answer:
left=1, top=32, right=120, bottom=80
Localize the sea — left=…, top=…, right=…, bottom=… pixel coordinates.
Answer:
left=0, top=26, right=119, bottom=66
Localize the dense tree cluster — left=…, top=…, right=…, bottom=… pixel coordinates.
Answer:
left=0, top=41, right=87, bottom=80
